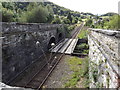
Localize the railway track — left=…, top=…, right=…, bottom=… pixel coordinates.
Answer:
left=9, top=23, right=84, bottom=89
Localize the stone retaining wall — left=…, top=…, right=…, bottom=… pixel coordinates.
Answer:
left=88, top=29, right=120, bottom=88
left=2, top=22, right=65, bottom=84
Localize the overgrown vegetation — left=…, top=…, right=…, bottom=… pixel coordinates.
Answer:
left=2, top=2, right=54, bottom=23
left=19, top=4, right=53, bottom=23
left=106, top=15, right=120, bottom=30
left=75, top=43, right=89, bottom=54
left=85, top=19, right=93, bottom=27
left=76, top=43, right=88, bottom=49
left=94, top=15, right=120, bottom=30
left=64, top=24, right=76, bottom=37
left=78, top=29, right=88, bottom=39
left=1, top=2, right=87, bottom=24
left=75, top=28, right=89, bottom=54
left=64, top=57, right=89, bottom=88
left=85, top=12, right=120, bottom=30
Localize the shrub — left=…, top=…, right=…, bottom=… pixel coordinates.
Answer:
left=85, top=19, right=92, bottom=26
left=63, top=18, right=70, bottom=24
left=19, top=5, right=54, bottom=23
left=24, top=6, right=48, bottom=23
left=2, top=8, right=14, bottom=22
left=51, top=16, right=61, bottom=24
left=107, top=15, right=120, bottom=30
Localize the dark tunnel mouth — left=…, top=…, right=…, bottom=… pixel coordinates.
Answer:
left=58, top=33, right=62, bottom=42
left=47, top=37, right=56, bottom=50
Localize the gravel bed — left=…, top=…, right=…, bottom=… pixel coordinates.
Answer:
left=43, top=55, right=74, bottom=88
left=8, top=54, right=84, bottom=89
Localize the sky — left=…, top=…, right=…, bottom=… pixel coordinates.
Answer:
left=49, top=0, right=119, bottom=15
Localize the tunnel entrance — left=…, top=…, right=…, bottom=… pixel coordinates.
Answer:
left=47, top=37, right=56, bottom=50
left=58, top=33, right=62, bottom=42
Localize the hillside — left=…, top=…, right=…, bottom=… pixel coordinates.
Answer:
left=1, top=1, right=94, bottom=24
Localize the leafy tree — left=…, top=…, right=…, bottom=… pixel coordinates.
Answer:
left=51, top=16, right=61, bottom=24
left=63, top=18, right=70, bottom=24
left=46, top=5, right=54, bottom=23
left=85, top=19, right=93, bottom=26
left=26, top=2, right=38, bottom=11
left=2, top=8, right=14, bottom=22
left=107, top=15, right=120, bottom=30
left=72, top=17, right=78, bottom=24
left=2, top=2, right=15, bottom=10
left=0, top=3, right=2, bottom=12
left=67, top=12, right=72, bottom=23
left=18, top=3, right=54, bottom=23
left=2, top=2, right=24, bottom=22
left=19, top=5, right=50, bottom=23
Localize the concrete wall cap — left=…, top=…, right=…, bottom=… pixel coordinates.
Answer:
left=89, top=28, right=120, bottom=37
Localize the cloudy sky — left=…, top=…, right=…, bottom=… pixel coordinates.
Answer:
left=49, top=0, right=119, bottom=15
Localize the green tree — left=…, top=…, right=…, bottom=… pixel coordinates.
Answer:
left=46, top=5, right=54, bottom=23
left=26, top=2, right=38, bottom=11
left=72, top=17, right=78, bottom=24
left=85, top=19, right=93, bottom=26
left=51, top=16, right=61, bottom=24
left=19, top=5, right=49, bottom=23
left=2, top=2, right=15, bottom=10
left=107, top=15, right=120, bottom=30
left=2, top=2, right=24, bottom=22
left=2, top=8, right=14, bottom=22
left=67, top=12, right=72, bottom=23
left=63, top=18, right=70, bottom=24
left=19, top=3, right=54, bottom=23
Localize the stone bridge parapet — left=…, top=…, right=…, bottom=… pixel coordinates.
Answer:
left=2, top=22, right=63, bottom=33
left=88, top=28, right=120, bottom=88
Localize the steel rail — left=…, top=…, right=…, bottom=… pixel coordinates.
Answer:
left=6, top=55, right=43, bottom=85
left=24, top=29, right=74, bottom=87
left=36, top=23, right=84, bottom=89
left=6, top=36, right=66, bottom=85
left=8, top=23, right=84, bottom=89
left=24, top=38, right=69, bottom=87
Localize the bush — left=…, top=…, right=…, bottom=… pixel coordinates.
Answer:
left=72, top=18, right=78, bottom=24
left=67, top=12, right=72, bottom=23
left=68, top=25, right=75, bottom=31
left=2, top=8, right=14, bottom=22
left=21, top=6, right=49, bottom=23
left=51, top=16, right=61, bottom=24
left=94, top=15, right=120, bottom=30
left=63, top=18, right=70, bottom=24
left=107, top=15, right=120, bottom=30
left=19, top=4, right=54, bottom=23
left=85, top=19, right=92, bottom=26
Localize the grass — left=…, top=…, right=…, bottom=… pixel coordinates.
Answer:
left=78, top=29, right=88, bottom=39
left=63, top=26, right=89, bottom=88
left=64, top=56, right=89, bottom=88
left=76, top=27, right=89, bottom=54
